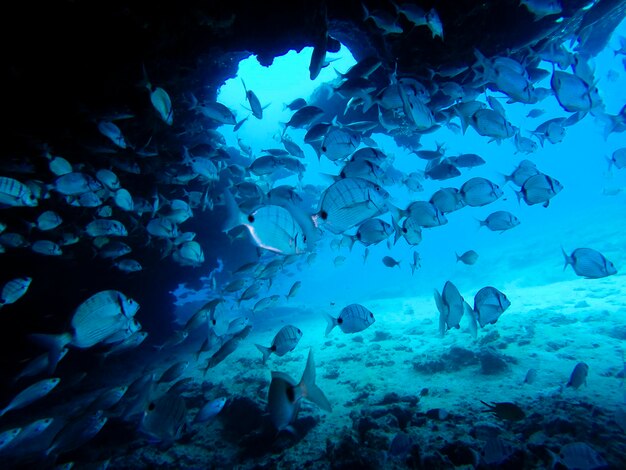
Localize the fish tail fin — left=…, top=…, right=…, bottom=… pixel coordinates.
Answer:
left=514, top=189, right=523, bottom=204
left=222, top=190, right=243, bottom=233
left=605, top=155, right=613, bottom=171
left=455, top=252, right=461, bottom=263
left=29, top=332, right=72, bottom=371
left=561, top=246, right=572, bottom=271
left=477, top=218, right=486, bottom=228
left=300, top=349, right=332, bottom=412
left=255, top=344, right=272, bottom=365
left=323, top=313, right=338, bottom=336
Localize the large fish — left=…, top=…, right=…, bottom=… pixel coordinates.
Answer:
left=516, top=173, right=563, bottom=207
left=31, top=290, right=141, bottom=367
left=268, top=349, right=331, bottom=433
left=223, top=190, right=314, bottom=255
left=317, top=178, right=390, bottom=234
left=473, top=286, right=510, bottom=327
left=562, top=247, right=617, bottom=279
left=0, top=177, right=38, bottom=207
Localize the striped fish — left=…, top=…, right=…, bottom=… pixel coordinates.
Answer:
left=255, top=325, right=303, bottom=364
left=317, top=177, right=390, bottom=234
left=324, top=304, right=376, bottom=335
left=0, top=176, right=38, bottom=207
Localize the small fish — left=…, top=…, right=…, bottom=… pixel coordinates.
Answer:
left=0, top=377, right=61, bottom=417
left=382, top=256, right=401, bottom=268
left=255, top=325, right=303, bottom=364
left=520, top=0, right=562, bottom=19
left=150, top=87, right=173, bottom=125
left=0, top=427, right=22, bottom=452
left=193, top=397, right=227, bottom=424
left=35, top=210, right=62, bottom=231
left=97, top=121, right=127, bottom=148
left=284, top=106, right=324, bottom=133
left=0, top=277, right=32, bottom=308
left=203, top=326, right=251, bottom=372
left=284, top=98, right=307, bottom=111
left=562, top=247, right=616, bottom=279
left=524, top=368, right=538, bottom=384
left=479, top=211, right=520, bottom=232
left=410, top=251, right=421, bottom=274
left=31, top=240, right=62, bottom=256
left=566, top=362, right=589, bottom=389
left=324, top=304, right=375, bottom=336
left=526, top=108, right=545, bottom=118
left=113, top=258, right=143, bottom=273
left=456, top=250, right=479, bottom=265
left=268, top=349, right=332, bottom=433
left=333, top=255, right=346, bottom=267
left=607, top=148, right=626, bottom=170
left=480, top=401, right=525, bottom=421
left=241, top=79, right=264, bottom=119
left=460, top=177, right=503, bottom=207
left=286, top=281, right=302, bottom=299
left=157, top=361, right=189, bottom=384
left=155, top=331, right=189, bottom=352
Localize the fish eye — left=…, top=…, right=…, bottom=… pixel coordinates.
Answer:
left=148, top=402, right=156, bottom=411
left=320, top=210, right=328, bottom=220
left=369, top=313, right=374, bottom=317
left=375, top=185, right=381, bottom=191
left=247, top=215, right=255, bottom=223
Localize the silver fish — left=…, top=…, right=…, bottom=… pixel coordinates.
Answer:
left=456, top=250, right=479, bottom=265
left=0, top=176, right=38, bottom=207
left=460, top=177, right=503, bottom=207
left=31, top=240, right=62, bottom=256
left=224, top=191, right=312, bottom=255
left=140, top=392, right=187, bottom=443
left=255, top=325, right=303, bottom=364
left=97, top=120, right=127, bottom=148
left=566, top=362, right=589, bottom=389
left=479, top=211, right=520, bottom=232
left=324, top=303, right=375, bottom=335
left=0, top=377, right=60, bottom=417
left=0, top=277, right=32, bottom=309
left=516, top=173, right=563, bottom=207
left=241, top=79, right=264, bottom=119
left=317, top=178, right=390, bottom=234
left=473, top=286, right=510, bottom=327
left=562, top=247, right=617, bottom=279
left=193, top=397, right=227, bottom=424
left=434, top=281, right=465, bottom=335
left=150, top=87, right=173, bottom=125
left=86, top=219, right=128, bottom=237
left=268, top=349, right=331, bottom=433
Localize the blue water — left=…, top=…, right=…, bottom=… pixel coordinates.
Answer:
left=2, top=9, right=626, bottom=470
